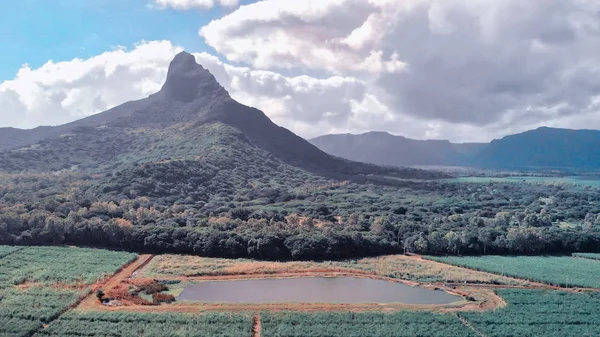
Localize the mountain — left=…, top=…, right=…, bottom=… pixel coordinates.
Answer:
left=310, top=127, right=600, bottom=170
left=472, top=127, right=600, bottom=169
left=309, top=131, right=487, bottom=167
left=2, top=52, right=599, bottom=261
left=0, top=52, right=436, bottom=182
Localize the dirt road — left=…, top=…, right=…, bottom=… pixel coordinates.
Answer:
left=77, top=254, right=154, bottom=310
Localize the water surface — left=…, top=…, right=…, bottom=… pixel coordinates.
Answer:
left=177, top=277, right=462, bottom=304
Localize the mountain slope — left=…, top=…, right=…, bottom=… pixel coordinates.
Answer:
left=309, top=132, right=487, bottom=167
left=0, top=52, right=436, bottom=182
left=472, top=127, right=600, bottom=169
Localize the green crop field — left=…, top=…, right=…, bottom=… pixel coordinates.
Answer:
left=37, top=312, right=254, bottom=337
left=573, top=253, right=600, bottom=261
left=427, top=255, right=600, bottom=288
left=0, top=246, right=137, bottom=337
left=261, top=312, right=476, bottom=337
left=461, top=289, right=600, bottom=337
left=448, top=175, right=600, bottom=187
left=0, top=245, right=24, bottom=259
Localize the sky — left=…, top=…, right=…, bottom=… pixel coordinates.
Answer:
left=1, top=0, right=600, bottom=142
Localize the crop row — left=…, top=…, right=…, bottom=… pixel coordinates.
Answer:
left=37, top=312, right=254, bottom=337
left=0, top=245, right=138, bottom=337
left=427, top=255, right=600, bottom=288
left=461, top=289, right=600, bottom=337
left=0, top=245, right=23, bottom=259
left=261, top=312, right=475, bottom=337
left=0, top=246, right=137, bottom=285
left=572, top=252, right=600, bottom=261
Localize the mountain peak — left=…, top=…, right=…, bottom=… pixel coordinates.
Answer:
left=160, top=51, right=229, bottom=103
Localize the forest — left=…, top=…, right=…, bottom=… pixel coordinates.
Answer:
left=1, top=162, right=599, bottom=260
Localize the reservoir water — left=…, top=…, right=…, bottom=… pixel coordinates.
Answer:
left=176, top=277, right=462, bottom=304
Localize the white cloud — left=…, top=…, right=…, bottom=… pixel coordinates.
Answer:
left=0, top=38, right=384, bottom=140
left=200, top=0, right=406, bottom=74
left=192, top=52, right=380, bottom=138
left=152, top=0, right=238, bottom=10
left=4, top=0, right=600, bottom=143
left=0, top=41, right=182, bottom=129
left=199, top=0, right=600, bottom=140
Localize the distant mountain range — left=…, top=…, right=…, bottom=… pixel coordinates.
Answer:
left=310, top=127, right=600, bottom=169
left=310, top=132, right=487, bottom=167
left=473, top=127, right=600, bottom=169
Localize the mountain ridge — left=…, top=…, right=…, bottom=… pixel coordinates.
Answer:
left=309, top=131, right=487, bottom=167
left=310, top=127, right=600, bottom=169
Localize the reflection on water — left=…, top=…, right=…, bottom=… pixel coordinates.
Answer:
left=177, top=277, right=462, bottom=304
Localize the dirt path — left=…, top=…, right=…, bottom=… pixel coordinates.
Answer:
left=77, top=254, right=154, bottom=310
left=76, top=300, right=474, bottom=313
left=252, top=313, right=261, bottom=337
left=146, top=271, right=419, bottom=287
left=457, top=314, right=488, bottom=337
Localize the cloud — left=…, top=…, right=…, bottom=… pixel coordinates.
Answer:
left=193, top=52, right=378, bottom=138
left=199, top=0, right=600, bottom=140
left=4, top=0, right=600, bottom=142
left=152, top=0, right=238, bottom=10
left=200, top=0, right=406, bottom=74
left=0, top=41, right=182, bottom=129
left=0, top=38, right=378, bottom=140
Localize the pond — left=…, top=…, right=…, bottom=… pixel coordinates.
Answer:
left=176, top=277, right=462, bottom=304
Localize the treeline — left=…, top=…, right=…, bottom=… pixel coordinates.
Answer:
left=1, top=157, right=600, bottom=259
left=1, top=205, right=600, bottom=260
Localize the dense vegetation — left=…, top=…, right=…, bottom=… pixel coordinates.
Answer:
left=38, top=312, right=253, bottom=337
left=261, top=312, right=475, bottom=337
left=461, top=289, right=600, bottom=337
left=1, top=52, right=599, bottom=260
left=0, top=246, right=136, bottom=337
left=428, top=255, right=600, bottom=288
left=1, top=163, right=600, bottom=259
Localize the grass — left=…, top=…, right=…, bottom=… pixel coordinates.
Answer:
left=141, top=254, right=526, bottom=285
left=0, top=245, right=137, bottom=337
left=427, top=255, right=600, bottom=288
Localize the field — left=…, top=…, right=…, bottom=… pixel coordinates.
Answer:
left=448, top=175, right=600, bottom=187
left=3, top=247, right=600, bottom=336
left=0, top=246, right=137, bottom=337
left=427, top=255, right=600, bottom=288
left=141, top=254, right=526, bottom=285
left=261, top=312, right=476, bottom=337
left=462, top=289, right=600, bottom=337
left=37, top=312, right=253, bottom=337
left=573, top=252, right=600, bottom=261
